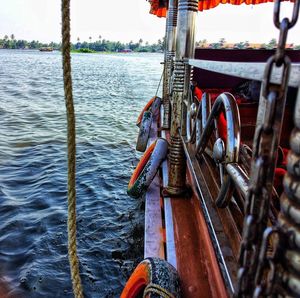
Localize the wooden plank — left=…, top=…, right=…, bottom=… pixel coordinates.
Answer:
left=144, top=174, right=165, bottom=258
left=163, top=196, right=177, bottom=267
left=182, top=140, right=237, bottom=293
left=170, top=188, right=228, bottom=298
left=159, top=108, right=228, bottom=297
left=200, top=154, right=242, bottom=259
left=159, top=108, right=229, bottom=297
left=161, top=124, right=177, bottom=268
left=188, top=59, right=300, bottom=88
left=144, top=113, right=165, bottom=259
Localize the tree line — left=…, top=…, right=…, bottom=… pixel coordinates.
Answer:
left=2, top=35, right=300, bottom=51
left=197, top=38, right=300, bottom=50
left=73, top=37, right=165, bottom=52
left=0, top=34, right=61, bottom=50
left=0, top=34, right=165, bottom=52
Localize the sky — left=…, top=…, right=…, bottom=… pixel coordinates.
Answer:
left=0, top=0, right=299, bottom=45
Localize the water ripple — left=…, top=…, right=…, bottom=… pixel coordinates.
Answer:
left=0, top=50, right=163, bottom=297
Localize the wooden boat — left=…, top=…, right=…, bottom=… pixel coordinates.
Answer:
left=39, top=47, right=53, bottom=52
left=56, top=0, right=300, bottom=297
left=121, top=0, right=300, bottom=297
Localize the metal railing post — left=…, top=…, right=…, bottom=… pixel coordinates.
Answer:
left=166, top=0, right=198, bottom=196
left=162, top=0, right=178, bottom=129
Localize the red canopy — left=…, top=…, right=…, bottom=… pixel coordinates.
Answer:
left=148, top=0, right=168, bottom=17
left=148, top=0, right=285, bottom=17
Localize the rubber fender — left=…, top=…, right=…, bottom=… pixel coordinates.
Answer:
left=121, top=257, right=181, bottom=298
left=136, top=111, right=153, bottom=152
left=128, top=138, right=168, bottom=199
left=151, top=96, right=162, bottom=119
left=136, top=96, right=161, bottom=127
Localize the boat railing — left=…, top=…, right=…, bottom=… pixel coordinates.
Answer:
left=187, top=58, right=300, bottom=88
left=178, top=50, right=298, bottom=290
left=183, top=52, right=297, bottom=202
left=182, top=53, right=298, bottom=204
left=185, top=88, right=242, bottom=208
left=180, top=86, right=243, bottom=289
left=157, top=0, right=300, bottom=295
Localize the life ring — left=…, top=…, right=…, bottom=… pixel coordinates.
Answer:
left=121, top=258, right=181, bottom=298
left=136, top=111, right=153, bottom=152
left=136, top=96, right=161, bottom=127
left=128, top=138, right=168, bottom=198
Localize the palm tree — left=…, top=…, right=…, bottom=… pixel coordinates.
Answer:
left=198, top=39, right=207, bottom=48
left=88, top=36, right=92, bottom=49
left=4, top=35, right=8, bottom=41
left=267, top=38, right=277, bottom=49
left=10, top=34, right=16, bottom=49
left=219, top=38, right=226, bottom=47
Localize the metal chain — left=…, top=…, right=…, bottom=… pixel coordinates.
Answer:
left=236, top=0, right=299, bottom=296
left=253, top=227, right=280, bottom=296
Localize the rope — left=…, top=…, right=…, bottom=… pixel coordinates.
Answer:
left=61, top=0, right=84, bottom=297
left=155, top=70, right=164, bottom=97
left=143, top=283, right=176, bottom=298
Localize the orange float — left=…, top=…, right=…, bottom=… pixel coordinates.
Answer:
left=136, top=97, right=156, bottom=126
left=121, top=258, right=180, bottom=298
left=136, top=96, right=161, bottom=127
left=128, top=138, right=168, bottom=198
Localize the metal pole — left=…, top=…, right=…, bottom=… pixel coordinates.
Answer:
left=166, top=0, right=198, bottom=196
left=162, top=0, right=178, bottom=129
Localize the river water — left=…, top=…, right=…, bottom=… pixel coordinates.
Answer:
left=0, top=50, right=163, bottom=297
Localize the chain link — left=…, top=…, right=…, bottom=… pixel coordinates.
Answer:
left=236, top=0, right=299, bottom=296
left=253, top=227, right=280, bottom=295
left=274, top=0, right=300, bottom=29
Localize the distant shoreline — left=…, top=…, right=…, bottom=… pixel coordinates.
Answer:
left=0, top=37, right=165, bottom=53
left=0, top=48, right=163, bottom=54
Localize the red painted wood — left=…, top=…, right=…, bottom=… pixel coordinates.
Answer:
left=170, top=175, right=228, bottom=298
left=193, top=49, right=300, bottom=89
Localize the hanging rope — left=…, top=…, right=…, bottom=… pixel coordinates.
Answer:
left=155, top=70, right=164, bottom=97
left=61, top=0, right=84, bottom=297
left=143, top=283, right=176, bottom=298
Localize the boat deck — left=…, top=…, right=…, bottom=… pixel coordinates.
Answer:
left=143, top=108, right=230, bottom=298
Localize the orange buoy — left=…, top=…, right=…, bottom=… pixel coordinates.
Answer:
left=0, top=277, right=11, bottom=298
left=136, top=97, right=156, bottom=126
left=136, top=97, right=162, bottom=152
left=136, top=96, right=161, bottom=127
left=128, top=138, right=168, bottom=198
left=121, top=258, right=180, bottom=298
left=136, top=111, right=153, bottom=152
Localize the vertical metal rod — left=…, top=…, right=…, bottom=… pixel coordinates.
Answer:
left=162, top=0, right=178, bottom=129
left=166, top=0, right=198, bottom=196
